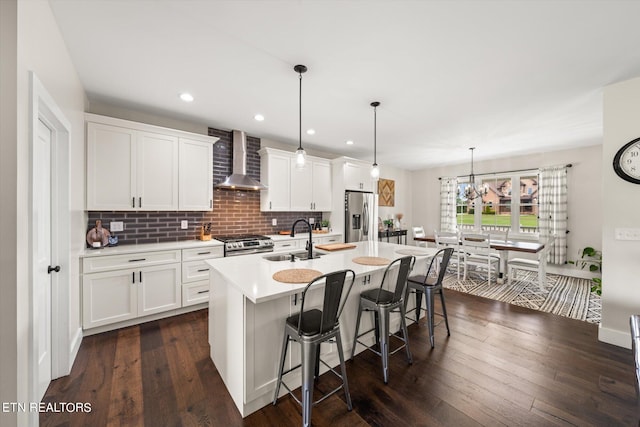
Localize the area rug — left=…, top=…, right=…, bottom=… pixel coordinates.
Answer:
left=442, top=270, right=601, bottom=324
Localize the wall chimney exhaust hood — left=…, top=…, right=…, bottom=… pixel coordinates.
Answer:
left=215, top=130, right=267, bottom=190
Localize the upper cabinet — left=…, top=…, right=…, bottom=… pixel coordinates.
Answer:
left=343, top=158, right=375, bottom=192
left=179, top=138, right=213, bottom=211
left=85, top=114, right=217, bottom=211
left=259, top=148, right=332, bottom=212
left=259, top=148, right=291, bottom=211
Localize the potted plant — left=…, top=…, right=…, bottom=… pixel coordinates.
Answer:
left=569, top=246, right=602, bottom=295
left=321, top=220, right=329, bottom=231
left=383, top=219, right=394, bottom=230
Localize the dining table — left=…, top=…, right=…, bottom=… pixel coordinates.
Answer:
left=414, top=235, right=544, bottom=283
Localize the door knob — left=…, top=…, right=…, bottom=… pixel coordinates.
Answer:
left=47, top=265, right=61, bottom=274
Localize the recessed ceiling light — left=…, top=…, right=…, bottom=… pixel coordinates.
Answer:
left=346, top=140, right=354, bottom=145
left=180, top=93, right=194, bottom=102
left=254, top=114, right=265, bottom=121
left=306, top=129, right=315, bottom=135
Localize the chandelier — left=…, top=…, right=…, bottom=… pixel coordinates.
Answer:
left=464, top=147, right=488, bottom=200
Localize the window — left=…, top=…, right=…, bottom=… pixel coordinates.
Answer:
left=456, top=171, right=538, bottom=236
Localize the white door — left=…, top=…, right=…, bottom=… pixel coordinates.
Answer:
left=34, top=119, right=52, bottom=400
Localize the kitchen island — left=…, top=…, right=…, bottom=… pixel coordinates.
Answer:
left=206, top=241, right=437, bottom=417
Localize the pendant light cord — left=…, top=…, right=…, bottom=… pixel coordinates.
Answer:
left=373, top=104, right=377, bottom=165
left=298, top=70, right=302, bottom=151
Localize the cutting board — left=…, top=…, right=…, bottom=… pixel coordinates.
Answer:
left=315, top=243, right=357, bottom=251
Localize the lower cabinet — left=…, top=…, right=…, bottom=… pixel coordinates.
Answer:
left=181, top=246, right=224, bottom=306
left=82, top=245, right=224, bottom=331
left=82, top=261, right=180, bottom=329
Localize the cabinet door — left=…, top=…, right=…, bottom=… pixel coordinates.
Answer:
left=344, top=161, right=373, bottom=191
left=136, top=131, right=179, bottom=210
left=290, top=162, right=313, bottom=211
left=82, top=269, right=137, bottom=329
left=245, top=295, right=292, bottom=401
left=86, top=122, right=136, bottom=210
left=312, top=160, right=332, bottom=211
left=138, top=263, right=181, bottom=317
left=179, top=138, right=213, bottom=211
left=261, top=152, right=290, bottom=211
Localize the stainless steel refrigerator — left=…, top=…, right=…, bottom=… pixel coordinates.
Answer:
left=344, top=191, right=378, bottom=243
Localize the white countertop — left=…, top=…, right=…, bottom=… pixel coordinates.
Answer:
left=206, top=241, right=437, bottom=304
left=81, top=239, right=224, bottom=258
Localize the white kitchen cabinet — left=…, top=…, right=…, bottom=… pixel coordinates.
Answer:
left=86, top=114, right=217, bottom=211
left=259, top=148, right=291, bottom=211
left=179, top=137, right=213, bottom=211
left=344, top=159, right=374, bottom=192
left=273, top=239, right=300, bottom=252
left=82, top=249, right=181, bottom=329
left=82, top=268, right=137, bottom=328
left=291, top=159, right=332, bottom=211
left=181, top=246, right=224, bottom=306
left=311, top=160, right=332, bottom=210
left=86, top=122, right=136, bottom=210
left=261, top=148, right=332, bottom=212
left=289, top=162, right=313, bottom=210
left=137, top=264, right=181, bottom=316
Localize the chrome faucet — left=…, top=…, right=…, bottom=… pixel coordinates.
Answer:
left=291, top=218, right=313, bottom=260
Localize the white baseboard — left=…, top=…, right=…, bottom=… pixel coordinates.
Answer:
left=68, top=327, right=83, bottom=372
left=598, top=323, right=631, bottom=349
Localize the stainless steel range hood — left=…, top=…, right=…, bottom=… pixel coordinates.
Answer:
left=215, top=130, right=267, bottom=190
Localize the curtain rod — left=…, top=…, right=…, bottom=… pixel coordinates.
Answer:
left=438, top=163, right=572, bottom=180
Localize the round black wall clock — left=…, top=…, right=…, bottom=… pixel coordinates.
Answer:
left=613, top=137, right=640, bottom=184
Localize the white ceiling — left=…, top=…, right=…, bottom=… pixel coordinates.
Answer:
left=49, top=0, right=640, bottom=170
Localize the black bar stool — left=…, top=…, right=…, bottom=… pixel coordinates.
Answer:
left=273, top=269, right=355, bottom=427
left=406, top=247, right=453, bottom=348
left=351, top=256, right=415, bottom=384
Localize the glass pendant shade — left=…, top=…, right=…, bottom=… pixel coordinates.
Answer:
left=295, top=147, right=306, bottom=169
left=370, top=163, right=380, bottom=178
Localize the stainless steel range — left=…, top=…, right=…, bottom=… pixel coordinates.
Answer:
left=214, top=234, right=274, bottom=257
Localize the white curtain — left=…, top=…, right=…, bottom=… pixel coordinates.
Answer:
left=439, top=177, right=458, bottom=232
left=538, top=165, right=568, bottom=264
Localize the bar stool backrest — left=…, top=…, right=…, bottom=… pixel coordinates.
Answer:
left=297, top=269, right=356, bottom=336
left=373, top=256, right=415, bottom=304
left=423, top=247, right=454, bottom=285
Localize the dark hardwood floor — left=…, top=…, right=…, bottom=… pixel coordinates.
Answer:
left=42, top=291, right=638, bottom=426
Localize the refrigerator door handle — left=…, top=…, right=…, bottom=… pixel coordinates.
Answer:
left=363, top=200, right=369, bottom=237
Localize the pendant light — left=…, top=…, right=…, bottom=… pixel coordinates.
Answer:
left=370, top=101, right=380, bottom=178
left=294, top=64, right=307, bottom=169
left=464, top=147, right=488, bottom=200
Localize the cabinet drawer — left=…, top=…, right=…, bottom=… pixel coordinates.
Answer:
left=182, top=246, right=224, bottom=261
left=319, top=235, right=342, bottom=244
left=274, top=240, right=299, bottom=251
left=182, top=280, right=210, bottom=306
left=83, top=250, right=181, bottom=274
left=182, top=260, right=211, bottom=283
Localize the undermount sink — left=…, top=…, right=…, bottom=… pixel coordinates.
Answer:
left=262, top=254, right=294, bottom=262
left=262, top=251, right=325, bottom=262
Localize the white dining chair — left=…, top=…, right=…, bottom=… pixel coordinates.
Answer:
left=461, top=233, right=500, bottom=285
left=412, top=226, right=426, bottom=247
left=434, top=230, right=461, bottom=279
left=507, top=235, right=556, bottom=289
